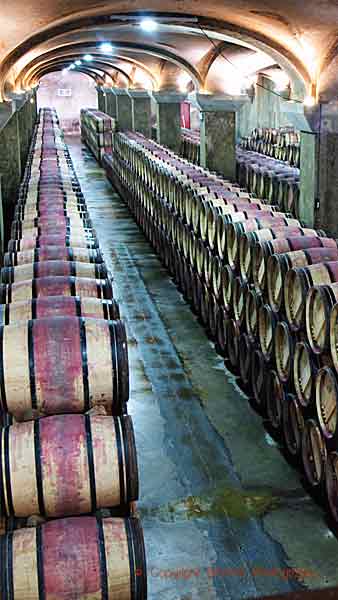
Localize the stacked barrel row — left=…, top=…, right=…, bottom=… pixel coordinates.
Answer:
left=240, top=127, right=300, bottom=167
left=80, top=108, right=116, bottom=164
left=236, top=148, right=300, bottom=219
left=180, top=129, right=200, bottom=165
left=103, top=129, right=338, bottom=527
left=0, top=108, right=147, bottom=599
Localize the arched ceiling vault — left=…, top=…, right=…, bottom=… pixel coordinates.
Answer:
left=26, top=58, right=133, bottom=89
left=1, top=5, right=337, bottom=102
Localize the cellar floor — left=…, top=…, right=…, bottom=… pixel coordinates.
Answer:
left=67, top=136, right=338, bottom=600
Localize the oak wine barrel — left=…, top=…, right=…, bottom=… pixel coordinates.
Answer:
left=0, top=296, right=120, bottom=325
left=0, top=414, right=138, bottom=518
left=306, top=286, right=338, bottom=355
left=0, top=316, right=129, bottom=420
left=293, top=341, right=319, bottom=410
left=245, top=289, right=263, bottom=343
left=258, top=304, right=278, bottom=362
left=315, top=367, right=338, bottom=443
left=238, top=333, right=253, bottom=386
left=266, top=370, right=285, bottom=431
left=0, top=276, right=113, bottom=304
left=251, top=349, right=267, bottom=412
left=8, top=233, right=99, bottom=252
left=325, top=451, right=338, bottom=522
left=285, top=261, right=338, bottom=331
left=1, top=260, right=108, bottom=284
left=282, top=394, right=305, bottom=457
left=4, top=246, right=104, bottom=267
left=0, top=515, right=147, bottom=600
left=274, top=321, right=295, bottom=384
left=302, top=419, right=327, bottom=487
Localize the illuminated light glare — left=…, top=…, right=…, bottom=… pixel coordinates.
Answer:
left=177, top=72, right=191, bottom=93
left=62, top=68, right=68, bottom=75
left=69, top=64, right=75, bottom=70
left=304, top=95, right=316, bottom=107
left=75, top=60, right=82, bottom=66
left=100, top=43, right=114, bottom=53
left=140, top=18, right=158, bottom=32
left=270, top=71, right=290, bottom=91
left=83, top=54, right=93, bottom=62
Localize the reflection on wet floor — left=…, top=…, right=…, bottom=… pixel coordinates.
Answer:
left=67, top=136, right=338, bottom=600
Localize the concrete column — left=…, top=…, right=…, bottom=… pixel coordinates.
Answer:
left=152, top=92, right=186, bottom=153
left=129, top=90, right=151, bottom=137
left=113, top=89, right=133, bottom=131
left=299, top=131, right=318, bottom=227
left=194, top=94, right=248, bottom=180
left=105, top=89, right=117, bottom=119
left=96, top=87, right=106, bottom=113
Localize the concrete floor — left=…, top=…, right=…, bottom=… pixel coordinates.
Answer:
left=67, top=137, right=338, bottom=600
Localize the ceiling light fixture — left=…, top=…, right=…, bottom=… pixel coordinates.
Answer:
left=140, top=18, right=158, bottom=32
left=75, top=60, right=82, bottom=66
left=83, top=54, right=93, bottom=62
left=100, top=43, right=114, bottom=53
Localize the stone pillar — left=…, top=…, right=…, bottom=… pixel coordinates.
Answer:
left=113, top=89, right=133, bottom=131
left=194, top=94, right=248, bottom=180
left=299, top=131, right=317, bottom=227
left=129, top=90, right=151, bottom=137
left=96, top=87, right=106, bottom=113
left=105, top=89, right=117, bottom=119
left=152, top=92, right=186, bottom=153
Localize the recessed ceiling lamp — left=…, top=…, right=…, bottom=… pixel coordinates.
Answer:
left=100, top=43, right=114, bottom=53
left=69, top=64, right=75, bottom=70
left=140, top=18, right=158, bottom=32
left=62, top=68, right=68, bottom=75
left=83, top=54, right=93, bottom=62
left=75, top=60, right=82, bottom=66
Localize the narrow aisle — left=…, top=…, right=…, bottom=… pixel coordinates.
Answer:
left=67, top=136, right=337, bottom=600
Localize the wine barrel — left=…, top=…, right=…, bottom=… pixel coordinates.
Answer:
left=232, top=277, right=249, bottom=328
left=266, top=370, right=285, bottom=431
left=11, top=215, right=93, bottom=237
left=0, top=414, right=138, bottom=518
left=282, top=394, right=305, bottom=457
left=239, top=333, right=253, bottom=386
left=315, top=366, right=338, bottom=442
left=4, top=246, right=104, bottom=267
left=329, top=302, right=338, bottom=373
left=14, top=203, right=88, bottom=219
left=0, top=515, right=146, bottom=600
left=285, top=261, right=338, bottom=331
left=0, top=316, right=128, bottom=419
left=258, top=304, right=278, bottom=362
left=226, top=319, right=240, bottom=368
left=293, top=341, right=319, bottom=410
left=220, top=265, right=234, bottom=312
left=10, top=222, right=96, bottom=242
left=251, top=349, right=267, bottom=412
left=253, top=233, right=329, bottom=295
left=0, top=296, right=120, bottom=325
left=325, top=451, right=338, bottom=522
left=245, top=289, right=263, bottom=343
left=274, top=321, right=294, bottom=384
left=216, top=307, right=228, bottom=356
left=268, top=247, right=338, bottom=316
left=0, top=276, right=113, bottom=304
left=302, top=419, right=327, bottom=486
left=1, top=260, right=108, bottom=284
left=8, top=233, right=99, bottom=252
left=306, top=286, right=338, bottom=355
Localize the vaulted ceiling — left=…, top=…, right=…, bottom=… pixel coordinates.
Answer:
left=1, top=2, right=338, bottom=103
